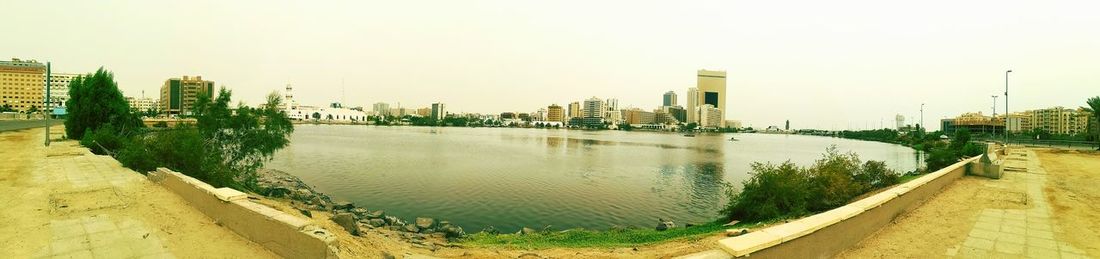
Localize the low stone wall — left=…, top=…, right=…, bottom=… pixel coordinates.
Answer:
left=148, top=168, right=338, bottom=259
left=717, top=156, right=981, bottom=258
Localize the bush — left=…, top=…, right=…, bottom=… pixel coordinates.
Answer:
left=80, top=124, right=127, bottom=155
left=116, top=137, right=157, bottom=173
left=722, top=162, right=810, bottom=222
left=723, top=146, right=900, bottom=223
left=64, top=68, right=142, bottom=140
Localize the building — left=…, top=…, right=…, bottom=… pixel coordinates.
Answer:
left=372, top=102, right=391, bottom=117
left=547, top=104, right=564, bottom=123
left=895, top=114, right=906, bottom=130
left=663, top=91, right=677, bottom=107
left=697, top=69, right=727, bottom=126
left=1030, top=107, right=1091, bottom=135
left=623, top=108, right=656, bottom=125
left=431, top=102, right=446, bottom=121
left=949, top=112, right=1004, bottom=134
left=664, top=105, right=686, bottom=123
left=46, top=73, right=79, bottom=109
left=604, top=98, right=622, bottom=124
left=582, top=97, right=605, bottom=126
left=160, top=75, right=214, bottom=116
left=699, top=104, right=722, bottom=129
left=567, top=101, right=581, bottom=120
left=1005, top=112, right=1032, bottom=133
left=726, top=120, right=743, bottom=129
left=126, top=96, right=158, bottom=114
left=288, top=103, right=367, bottom=122
left=686, top=87, right=699, bottom=123
left=0, top=58, right=47, bottom=112
left=416, top=107, right=431, bottom=117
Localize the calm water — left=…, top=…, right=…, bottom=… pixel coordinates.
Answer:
left=268, top=125, right=918, bottom=232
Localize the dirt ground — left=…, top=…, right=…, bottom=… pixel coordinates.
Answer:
left=1035, top=149, right=1100, bottom=256
left=0, top=127, right=277, bottom=258
left=836, top=176, right=1020, bottom=258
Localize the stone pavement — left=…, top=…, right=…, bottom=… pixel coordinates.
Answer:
left=947, top=149, right=1090, bottom=259
left=0, top=128, right=276, bottom=259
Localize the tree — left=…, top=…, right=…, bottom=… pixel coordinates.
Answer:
left=64, top=68, right=142, bottom=140
left=1084, top=96, right=1100, bottom=149
left=190, top=88, right=294, bottom=188
left=0, top=104, right=13, bottom=113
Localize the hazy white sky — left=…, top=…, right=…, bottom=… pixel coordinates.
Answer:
left=4, top=0, right=1098, bottom=130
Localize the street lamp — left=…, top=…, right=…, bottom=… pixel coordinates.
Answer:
left=992, top=95, right=999, bottom=136
left=920, top=103, right=925, bottom=133
left=1005, top=70, right=1012, bottom=145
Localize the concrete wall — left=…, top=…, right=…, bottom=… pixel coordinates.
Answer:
left=148, top=168, right=338, bottom=259
left=718, top=156, right=980, bottom=258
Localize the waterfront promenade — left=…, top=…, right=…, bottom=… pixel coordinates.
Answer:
left=839, top=148, right=1098, bottom=258
left=0, top=127, right=277, bottom=258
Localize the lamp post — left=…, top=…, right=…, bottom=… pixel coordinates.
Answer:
left=44, top=62, right=51, bottom=146
left=1005, top=70, right=1012, bottom=145
left=920, top=103, right=925, bottom=133
left=992, top=95, right=999, bottom=136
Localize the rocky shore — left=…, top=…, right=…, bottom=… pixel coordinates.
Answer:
left=253, top=169, right=466, bottom=245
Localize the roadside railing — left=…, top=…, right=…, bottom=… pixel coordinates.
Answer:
left=975, top=137, right=1099, bottom=150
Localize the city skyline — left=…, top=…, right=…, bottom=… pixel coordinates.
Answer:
left=3, top=1, right=1098, bottom=130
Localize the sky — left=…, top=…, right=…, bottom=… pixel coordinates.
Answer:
left=3, top=0, right=1098, bottom=130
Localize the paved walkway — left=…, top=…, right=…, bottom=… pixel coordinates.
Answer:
left=0, top=127, right=276, bottom=258
left=949, top=149, right=1090, bottom=258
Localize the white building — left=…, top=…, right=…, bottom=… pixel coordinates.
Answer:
left=699, top=104, right=722, bottom=129
left=46, top=73, right=79, bottom=109
left=126, top=96, right=158, bottom=113
left=895, top=114, right=905, bottom=130
left=686, top=87, right=699, bottom=124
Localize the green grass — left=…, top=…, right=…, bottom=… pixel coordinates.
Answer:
left=457, top=221, right=771, bottom=249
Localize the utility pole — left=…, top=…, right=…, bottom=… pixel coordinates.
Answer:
left=44, top=62, right=51, bottom=146
left=1005, top=70, right=1012, bottom=145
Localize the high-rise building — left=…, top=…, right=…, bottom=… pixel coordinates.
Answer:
left=699, top=104, right=722, bottom=129
left=567, top=101, right=581, bottom=120
left=686, top=87, right=699, bottom=123
left=372, top=102, right=391, bottom=116
left=604, top=98, right=621, bottom=124
left=1030, top=107, right=1091, bottom=135
left=697, top=69, right=727, bottom=126
left=623, top=108, right=656, bottom=125
left=431, top=102, right=446, bottom=121
left=895, top=114, right=906, bottom=130
left=417, top=107, right=431, bottom=117
left=663, top=91, right=677, bottom=107
left=547, top=104, right=564, bottom=123
left=160, top=75, right=215, bottom=116
left=0, top=58, right=46, bottom=112
left=582, top=97, right=605, bottom=126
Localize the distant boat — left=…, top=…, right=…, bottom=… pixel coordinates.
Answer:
left=684, top=134, right=696, bottom=137
left=729, top=137, right=739, bottom=141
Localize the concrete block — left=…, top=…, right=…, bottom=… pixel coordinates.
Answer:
left=212, top=187, right=247, bottom=202
left=717, top=230, right=782, bottom=257
left=674, top=249, right=733, bottom=259
left=760, top=221, right=816, bottom=243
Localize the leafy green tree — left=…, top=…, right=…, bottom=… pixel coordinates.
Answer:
left=64, top=68, right=142, bottom=139
left=0, top=104, right=13, bottom=113
left=191, top=89, right=294, bottom=188
left=1084, top=96, right=1100, bottom=149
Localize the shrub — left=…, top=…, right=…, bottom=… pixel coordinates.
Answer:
left=723, top=146, right=900, bottom=223
left=722, top=161, right=810, bottom=222
left=116, top=137, right=157, bottom=173
left=80, top=124, right=127, bottom=155
left=64, top=68, right=142, bottom=140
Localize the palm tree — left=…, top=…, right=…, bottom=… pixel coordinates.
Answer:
left=1085, top=96, right=1100, bottom=150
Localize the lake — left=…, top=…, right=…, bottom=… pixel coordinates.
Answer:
left=267, top=125, right=919, bottom=232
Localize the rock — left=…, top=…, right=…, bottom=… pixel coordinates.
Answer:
left=384, top=216, right=405, bottom=227
left=656, top=219, right=675, bottom=231
left=520, top=227, right=537, bottom=235
left=726, top=229, right=749, bottom=237
left=298, top=209, right=313, bottom=218
left=332, top=201, right=354, bottom=211
left=350, top=207, right=369, bottom=218
left=368, top=218, right=386, bottom=227
left=332, top=213, right=360, bottom=235
left=266, top=186, right=292, bottom=198
left=481, top=226, right=498, bottom=234
left=441, top=225, right=466, bottom=238
left=310, top=196, right=327, bottom=208
left=415, top=217, right=435, bottom=230
left=381, top=251, right=396, bottom=259
left=403, top=224, right=420, bottom=233
left=430, top=233, right=446, bottom=239
left=366, top=210, right=385, bottom=219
